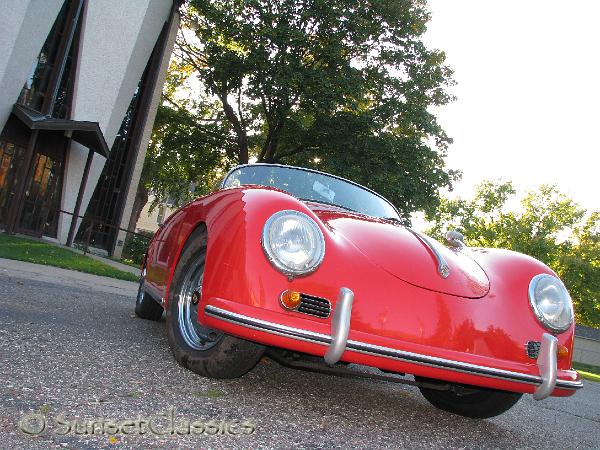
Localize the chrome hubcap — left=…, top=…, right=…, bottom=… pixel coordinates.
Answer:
left=177, top=257, right=222, bottom=350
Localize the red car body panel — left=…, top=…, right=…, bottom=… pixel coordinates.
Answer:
left=144, top=186, right=580, bottom=396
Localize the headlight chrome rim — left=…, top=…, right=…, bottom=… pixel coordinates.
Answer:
left=528, top=273, right=574, bottom=333
left=261, top=210, right=325, bottom=278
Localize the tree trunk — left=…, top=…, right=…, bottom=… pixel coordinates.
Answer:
left=217, top=91, right=249, bottom=164
left=238, top=133, right=249, bottom=164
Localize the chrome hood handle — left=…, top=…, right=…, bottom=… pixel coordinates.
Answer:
left=407, top=229, right=451, bottom=279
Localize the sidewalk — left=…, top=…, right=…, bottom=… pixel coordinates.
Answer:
left=83, top=251, right=140, bottom=275
left=19, top=234, right=141, bottom=275
left=0, top=258, right=138, bottom=297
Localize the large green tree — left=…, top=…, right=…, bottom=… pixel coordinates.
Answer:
left=168, top=0, right=458, bottom=221
left=426, top=181, right=600, bottom=327
left=127, top=61, right=237, bottom=231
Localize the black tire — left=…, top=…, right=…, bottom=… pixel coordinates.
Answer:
left=166, top=226, right=265, bottom=379
left=135, top=269, right=163, bottom=321
left=417, top=378, right=522, bottom=419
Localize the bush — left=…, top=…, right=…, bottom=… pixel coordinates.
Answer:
left=122, top=230, right=154, bottom=266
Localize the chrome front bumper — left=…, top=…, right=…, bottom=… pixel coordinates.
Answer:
left=533, top=333, right=559, bottom=400
left=324, top=287, right=354, bottom=365
left=204, top=288, right=583, bottom=396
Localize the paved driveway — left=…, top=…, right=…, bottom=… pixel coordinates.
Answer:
left=0, top=259, right=598, bottom=449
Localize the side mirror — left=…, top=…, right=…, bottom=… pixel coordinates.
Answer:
left=445, top=230, right=465, bottom=248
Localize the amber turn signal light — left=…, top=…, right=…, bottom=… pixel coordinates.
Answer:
left=557, top=344, right=569, bottom=358
left=280, top=290, right=301, bottom=310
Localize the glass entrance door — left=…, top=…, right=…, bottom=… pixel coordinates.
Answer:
left=17, top=153, right=63, bottom=238
left=0, top=140, right=27, bottom=229
left=16, top=134, right=66, bottom=238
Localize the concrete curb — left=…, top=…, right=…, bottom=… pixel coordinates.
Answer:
left=0, top=258, right=138, bottom=297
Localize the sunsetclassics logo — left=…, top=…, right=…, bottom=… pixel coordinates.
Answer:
left=18, top=407, right=255, bottom=437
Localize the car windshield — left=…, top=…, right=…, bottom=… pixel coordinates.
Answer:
left=222, top=164, right=400, bottom=220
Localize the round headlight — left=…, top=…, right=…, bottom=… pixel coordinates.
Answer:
left=528, top=274, right=574, bottom=332
left=262, top=210, right=325, bottom=277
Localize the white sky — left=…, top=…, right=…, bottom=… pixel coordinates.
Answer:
left=424, top=1, right=600, bottom=211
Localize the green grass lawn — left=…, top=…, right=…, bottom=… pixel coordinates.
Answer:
left=0, top=233, right=138, bottom=282
left=573, top=362, right=600, bottom=383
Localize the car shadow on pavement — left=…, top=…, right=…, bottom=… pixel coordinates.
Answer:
left=129, top=315, right=548, bottom=448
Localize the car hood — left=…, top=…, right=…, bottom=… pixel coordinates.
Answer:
left=310, top=205, right=490, bottom=298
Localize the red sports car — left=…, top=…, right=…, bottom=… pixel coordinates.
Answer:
left=136, top=163, right=582, bottom=418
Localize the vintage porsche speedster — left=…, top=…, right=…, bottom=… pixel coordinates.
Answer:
left=136, top=163, right=582, bottom=418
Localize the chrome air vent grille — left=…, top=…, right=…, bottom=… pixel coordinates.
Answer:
left=297, top=294, right=331, bottom=318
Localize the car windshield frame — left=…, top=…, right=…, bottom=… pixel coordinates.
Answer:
left=220, top=163, right=401, bottom=220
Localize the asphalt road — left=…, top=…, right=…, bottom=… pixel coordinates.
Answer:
left=1, top=260, right=599, bottom=449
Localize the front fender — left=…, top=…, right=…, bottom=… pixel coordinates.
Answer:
left=466, top=247, right=575, bottom=371
left=200, top=186, right=364, bottom=313
left=146, top=186, right=350, bottom=307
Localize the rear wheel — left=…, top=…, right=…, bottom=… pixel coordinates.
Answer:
left=416, top=378, right=522, bottom=418
left=134, top=268, right=163, bottom=321
left=166, top=226, right=264, bottom=378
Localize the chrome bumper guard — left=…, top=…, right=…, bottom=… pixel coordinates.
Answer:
left=533, top=333, right=558, bottom=400
left=324, top=287, right=354, bottom=365
left=203, top=301, right=583, bottom=394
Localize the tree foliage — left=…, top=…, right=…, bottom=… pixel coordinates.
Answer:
left=142, top=102, right=231, bottom=208
left=128, top=59, right=236, bottom=227
left=426, top=181, right=600, bottom=328
left=162, top=0, right=459, bottom=221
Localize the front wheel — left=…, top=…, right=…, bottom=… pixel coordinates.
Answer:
left=166, top=226, right=264, bottom=379
left=416, top=378, right=522, bottom=418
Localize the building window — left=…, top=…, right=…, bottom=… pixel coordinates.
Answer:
left=51, top=15, right=82, bottom=119
left=79, top=85, right=144, bottom=250
left=17, top=0, right=79, bottom=115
